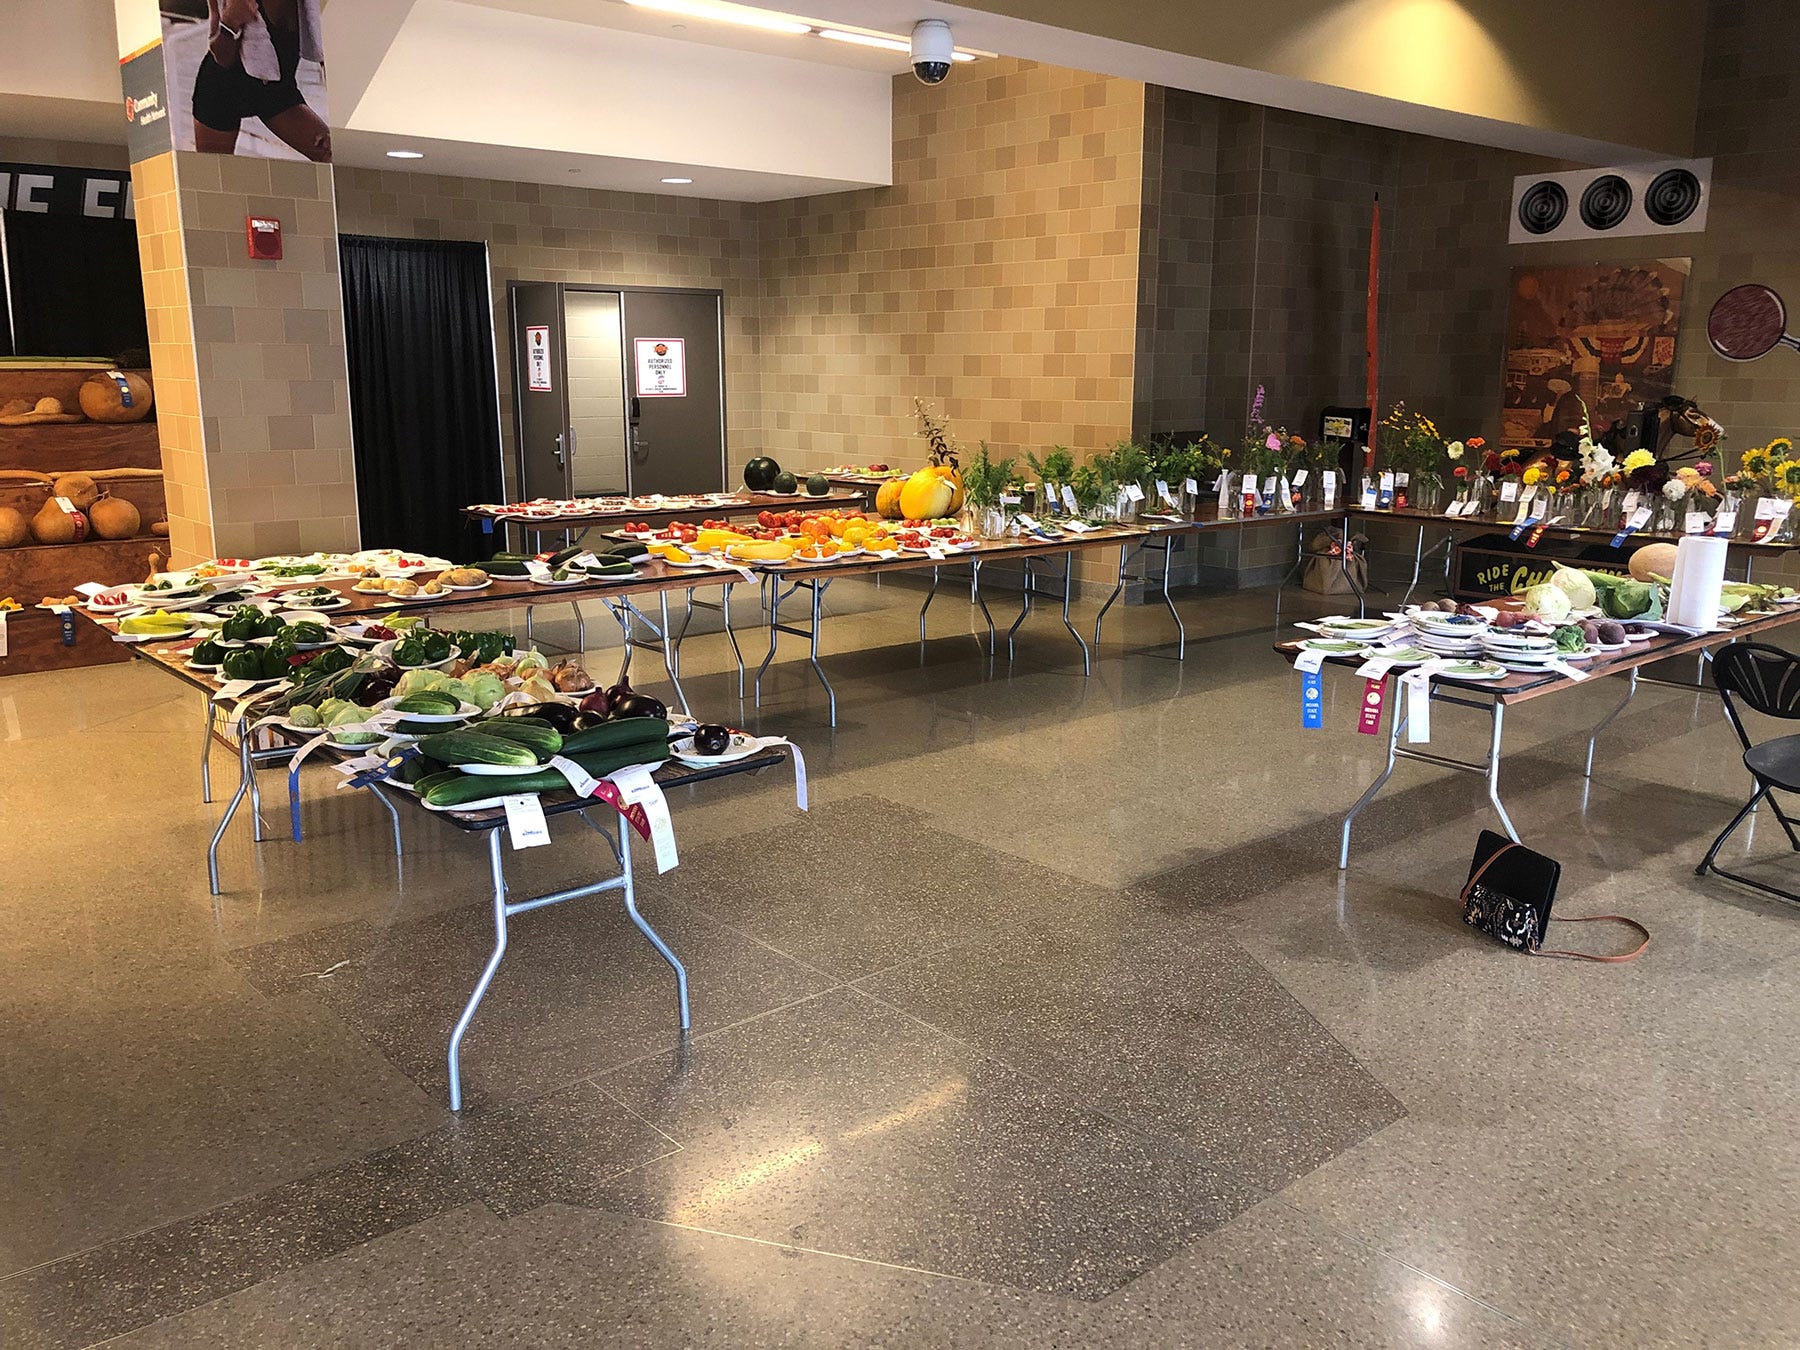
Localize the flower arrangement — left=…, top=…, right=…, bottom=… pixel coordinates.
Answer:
left=1376, top=403, right=1447, bottom=486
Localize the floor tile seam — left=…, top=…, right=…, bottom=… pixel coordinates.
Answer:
left=1258, top=1196, right=1577, bottom=1348
left=613, top=1211, right=1095, bottom=1303
left=581, top=985, right=850, bottom=1084
left=839, top=982, right=1249, bottom=1184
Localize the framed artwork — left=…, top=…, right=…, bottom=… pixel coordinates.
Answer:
left=1499, top=259, right=1689, bottom=450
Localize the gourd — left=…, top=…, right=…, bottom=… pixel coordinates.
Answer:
left=0, top=507, right=26, bottom=548
left=30, top=499, right=86, bottom=544
left=87, top=495, right=142, bottom=540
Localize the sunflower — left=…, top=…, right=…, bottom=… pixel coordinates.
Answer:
left=1742, top=445, right=1773, bottom=477
left=1770, top=437, right=1795, bottom=458
left=1779, top=459, right=1800, bottom=494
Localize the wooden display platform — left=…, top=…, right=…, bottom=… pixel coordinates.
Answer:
left=0, top=364, right=165, bottom=674
left=2, top=604, right=131, bottom=676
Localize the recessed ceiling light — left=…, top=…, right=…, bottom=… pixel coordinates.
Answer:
left=816, top=28, right=977, bottom=60
left=662, top=177, right=694, bottom=185
left=816, top=28, right=907, bottom=54
left=386, top=150, right=425, bottom=159
left=625, top=0, right=810, bottom=36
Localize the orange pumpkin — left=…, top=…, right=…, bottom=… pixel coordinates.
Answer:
left=874, top=479, right=907, bottom=519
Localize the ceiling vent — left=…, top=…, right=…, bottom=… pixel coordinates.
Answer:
left=1509, top=160, right=1710, bottom=244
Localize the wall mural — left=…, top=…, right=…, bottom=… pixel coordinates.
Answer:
left=1498, top=259, right=1689, bottom=452
left=160, top=0, right=331, bottom=162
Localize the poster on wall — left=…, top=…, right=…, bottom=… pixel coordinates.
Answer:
left=634, top=338, right=687, bottom=397
left=525, top=326, right=553, bottom=392
left=157, top=0, right=331, bottom=162
left=1498, top=259, right=1689, bottom=452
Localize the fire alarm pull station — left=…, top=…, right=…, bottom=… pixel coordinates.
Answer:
left=247, top=216, right=282, bottom=261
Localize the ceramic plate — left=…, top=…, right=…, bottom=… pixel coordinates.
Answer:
left=1298, top=638, right=1371, bottom=654
left=374, top=697, right=482, bottom=723
left=1434, top=660, right=1508, bottom=681
left=439, top=580, right=493, bottom=592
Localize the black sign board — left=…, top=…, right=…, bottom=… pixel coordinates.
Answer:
left=1452, top=533, right=1630, bottom=599
left=0, top=163, right=135, bottom=219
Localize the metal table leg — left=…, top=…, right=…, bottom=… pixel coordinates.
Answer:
left=1338, top=682, right=1517, bottom=869
left=919, top=565, right=941, bottom=649
left=972, top=559, right=996, bottom=653
left=755, top=578, right=837, bottom=724
left=1584, top=669, right=1640, bottom=777
left=199, top=694, right=215, bottom=803
left=1091, top=542, right=1134, bottom=648
left=208, top=729, right=255, bottom=896
left=447, top=811, right=684, bottom=1112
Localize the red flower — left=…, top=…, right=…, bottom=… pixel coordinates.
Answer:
left=1453, top=465, right=1469, bottom=478
left=1468, top=436, right=1487, bottom=450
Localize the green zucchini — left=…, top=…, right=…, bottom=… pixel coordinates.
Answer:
left=485, top=558, right=532, bottom=577
left=561, top=717, right=671, bottom=756
left=572, top=743, right=670, bottom=777
left=471, top=719, right=562, bottom=758
left=547, top=546, right=585, bottom=568
left=396, top=754, right=449, bottom=786
left=417, top=730, right=538, bottom=767
left=395, top=692, right=459, bottom=715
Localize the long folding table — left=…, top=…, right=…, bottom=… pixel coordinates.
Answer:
left=1275, top=607, right=1800, bottom=867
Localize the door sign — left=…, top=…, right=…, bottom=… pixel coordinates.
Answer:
left=525, top=325, right=553, bottom=392
left=634, top=338, right=687, bottom=397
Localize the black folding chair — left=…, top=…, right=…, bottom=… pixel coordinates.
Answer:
left=1696, top=641, right=1800, bottom=905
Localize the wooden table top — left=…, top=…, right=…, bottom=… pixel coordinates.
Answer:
left=462, top=488, right=871, bottom=530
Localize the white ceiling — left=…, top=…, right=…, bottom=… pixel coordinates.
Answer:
left=3, top=0, right=1653, bottom=194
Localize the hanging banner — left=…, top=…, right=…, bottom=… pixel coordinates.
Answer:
left=525, top=326, right=553, bottom=392
left=634, top=338, right=687, bottom=397
left=0, top=164, right=135, bottom=218
left=155, top=0, right=332, bottom=162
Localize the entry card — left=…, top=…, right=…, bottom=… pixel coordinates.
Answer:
left=1499, top=480, right=1520, bottom=503
left=1292, top=469, right=1308, bottom=487
left=1061, top=485, right=1079, bottom=513
left=1126, top=483, right=1146, bottom=503
left=1042, top=482, right=1058, bottom=510
left=1360, top=484, right=1378, bottom=510
left=1184, top=477, right=1199, bottom=496
left=612, top=765, right=678, bottom=872
left=504, top=794, right=552, bottom=849
left=1685, top=512, right=1710, bottom=535
left=1713, top=510, right=1738, bottom=535
left=1395, top=472, right=1410, bottom=488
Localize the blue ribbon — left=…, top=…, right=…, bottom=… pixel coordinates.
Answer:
left=1301, top=668, right=1324, bottom=728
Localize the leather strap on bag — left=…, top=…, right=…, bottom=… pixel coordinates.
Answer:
left=1462, top=843, right=1650, bottom=963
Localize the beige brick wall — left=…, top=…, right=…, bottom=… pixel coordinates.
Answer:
left=331, top=170, right=763, bottom=494
left=756, top=59, right=1149, bottom=479
left=177, top=152, right=359, bottom=559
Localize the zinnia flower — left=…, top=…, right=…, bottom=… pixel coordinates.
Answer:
left=1453, top=465, right=1469, bottom=478
left=1696, top=460, right=1713, bottom=476
left=1469, top=436, right=1487, bottom=450
left=1623, top=449, right=1655, bottom=473
left=1446, top=441, right=1464, bottom=460
left=1663, top=478, right=1689, bottom=501
left=1523, top=465, right=1543, bottom=486
left=1556, top=469, right=1571, bottom=484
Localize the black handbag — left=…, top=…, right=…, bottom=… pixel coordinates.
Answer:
left=1461, top=830, right=1650, bottom=962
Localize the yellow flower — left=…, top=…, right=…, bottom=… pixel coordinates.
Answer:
left=1622, top=449, right=1655, bottom=473
left=1522, top=465, right=1543, bottom=486
left=1770, top=437, right=1794, bottom=457
left=1742, top=446, right=1772, bottom=476
left=1780, top=460, right=1800, bottom=493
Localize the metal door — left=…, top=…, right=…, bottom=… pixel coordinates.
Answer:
left=510, top=282, right=570, bottom=500
left=620, top=289, right=726, bottom=495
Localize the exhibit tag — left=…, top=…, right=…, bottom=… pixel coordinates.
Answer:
left=503, top=794, right=551, bottom=848
left=612, top=764, right=678, bottom=872
left=1685, top=512, right=1710, bottom=535
left=1377, top=472, right=1395, bottom=508
left=1712, top=509, right=1738, bottom=536
left=1062, top=485, right=1079, bottom=514
left=1400, top=667, right=1433, bottom=744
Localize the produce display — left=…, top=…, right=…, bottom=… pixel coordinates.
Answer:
left=626, top=507, right=977, bottom=568
left=471, top=492, right=746, bottom=521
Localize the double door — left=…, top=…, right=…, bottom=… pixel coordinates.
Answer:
left=510, top=283, right=725, bottom=500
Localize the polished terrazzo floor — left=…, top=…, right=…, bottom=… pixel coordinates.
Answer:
left=4, top=572, right=1799, bottom=1347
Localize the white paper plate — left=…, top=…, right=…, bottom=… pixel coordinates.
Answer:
left=375, top=697, right=482, bottom=723
left=439, top=579, right=493, bottom=592
left=1433, top=661, right=1508, bottom=681
left=671, top=731, right=761, bottom=766
left=1298, top=638, right=1371, bottom=654
left=456, top=760, right=550, bottom=777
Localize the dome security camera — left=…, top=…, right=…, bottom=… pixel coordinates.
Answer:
left=911, top=19, right=954, bottom=85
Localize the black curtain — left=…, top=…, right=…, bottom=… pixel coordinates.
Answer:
left=340, top=235, right=503, bottom=561
left=2, top=211, right=149, bottom=358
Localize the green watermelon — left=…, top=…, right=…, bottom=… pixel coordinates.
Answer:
left=744, top=456, right=780, bottom=491
left=773, top=471, right=798, bottom=494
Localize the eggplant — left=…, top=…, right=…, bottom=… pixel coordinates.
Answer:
left=605, top=675, right=667, bottom=720
left=693, top=723, right=731, bottom=755
left=502, top=701, right=582, bottom=733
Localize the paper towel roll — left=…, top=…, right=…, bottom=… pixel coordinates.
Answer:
left=1665, top=535, right=1728, bottom=628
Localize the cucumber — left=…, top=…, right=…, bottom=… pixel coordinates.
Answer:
left=547, top=546, right=585, bottom=568
left=396, top=754, right=449, bottom=786
left=424, top=770, right=566, bottom=807
left=414, top=768, right=468, bottom=798
left=561, top=717, right=671, bottom=756
left=395, top=692, right=459, bottom=715
left=417, top=730, right=538, bottom=767
left=471, top=719, right=562, bottom=758
left=572, top=743, right=670, bottom=777
left=397, top=717, right=467, bottom=736
left=486, top=558, right=532, bottom=577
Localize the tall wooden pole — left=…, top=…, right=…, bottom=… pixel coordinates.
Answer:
left=1365, top=193, right=1380, bottom=472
